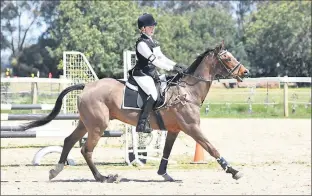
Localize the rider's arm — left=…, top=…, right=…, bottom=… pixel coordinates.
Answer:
left=153, top=46, right=176, bottom=67
left=137, top=42, right=174, bottom=71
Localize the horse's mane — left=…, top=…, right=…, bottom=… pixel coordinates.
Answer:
left=184, top=48, right=214, bottom=74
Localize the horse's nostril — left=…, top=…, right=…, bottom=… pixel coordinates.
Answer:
left=244, top=70, right=249, bottom=75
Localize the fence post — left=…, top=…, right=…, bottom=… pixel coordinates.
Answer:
left=31, top=82, right=38, bottom=114
left=59, top=75, right=68, bottom=114
left=283, top=76, right=288, bottom=117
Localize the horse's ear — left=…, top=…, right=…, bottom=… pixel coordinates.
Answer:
left=214, top=42, right=222, bottom=55
left=221, top=40, right=225, bottom=50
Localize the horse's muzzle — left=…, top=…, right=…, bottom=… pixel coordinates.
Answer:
left=243, top=70, right=249, bottom=76
left=236, top=69, right=249, bottom=82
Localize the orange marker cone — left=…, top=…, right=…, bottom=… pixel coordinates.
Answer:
left=191, top=143, right=207, bottom=164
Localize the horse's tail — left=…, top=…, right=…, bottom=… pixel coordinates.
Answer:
left=21, top=83, right=85, bottom=131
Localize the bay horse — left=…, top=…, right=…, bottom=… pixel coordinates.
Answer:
left=21, top=42, right=249, bottom=182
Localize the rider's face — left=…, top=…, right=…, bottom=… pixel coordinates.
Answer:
left=143, top=25, right=155, bottom=36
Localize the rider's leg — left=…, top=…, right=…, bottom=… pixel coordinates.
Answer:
left=133, top=75, right=158, bottom=132
left=136, top=95, right=155, bottom=132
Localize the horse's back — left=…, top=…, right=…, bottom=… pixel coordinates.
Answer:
left=79, top=78, right=124, bottom=105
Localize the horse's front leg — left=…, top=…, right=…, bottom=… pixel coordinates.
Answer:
left=157, top=131, right=179, bottom=181
left=185, top=125, right=243, bottom=180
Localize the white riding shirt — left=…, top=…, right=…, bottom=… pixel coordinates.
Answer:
left=133, top=34, right=176, bottom=101
left=136, top=34, right=176, bottom=71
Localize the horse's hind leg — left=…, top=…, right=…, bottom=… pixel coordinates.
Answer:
left=81, top=127, right=118, bottom=183
left=49, top=119, right=87, bottom=180
left=80, top=107, right=118, bottom=183
left=157, top=131, right=179, bottom=181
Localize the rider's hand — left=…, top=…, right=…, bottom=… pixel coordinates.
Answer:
left=173, top=64, right=185, bottom=74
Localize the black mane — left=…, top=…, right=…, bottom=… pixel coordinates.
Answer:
left=185, top=48, right=214, bottom=74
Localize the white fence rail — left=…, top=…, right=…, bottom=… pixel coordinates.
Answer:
left=1, top=77, right=72, bottom=84
left=214, top=76, right=311, bottom=83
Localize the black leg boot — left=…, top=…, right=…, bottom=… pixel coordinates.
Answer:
left=136, top=95, right=155, bottom=133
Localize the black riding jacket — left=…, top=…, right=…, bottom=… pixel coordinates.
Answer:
left=133, top=34, right=159, bottom=80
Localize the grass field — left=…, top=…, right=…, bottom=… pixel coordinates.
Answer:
left=201, top=87, right=311, bottom=118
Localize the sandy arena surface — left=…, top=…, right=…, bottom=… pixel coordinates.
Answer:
left=1, top=119, right=311, bottom=195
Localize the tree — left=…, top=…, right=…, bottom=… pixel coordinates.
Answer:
left=151, top=5, right=244, bottom=73
left=1, top=0, right=60, bottom=76
left=47, top=1, right=245, bottom=78
left=188, top=7, right=238, bottom=56
left=0, top=31, right=10, bottom=49
left=235, top=1, right=255, bottom=41
left=16, top=35, right=59, bottom=77
left=245, top=1, right=311, bottom=77
left=1, top=1, right=38, bottom=55
left=159, top=1, right=233, bottom=14
left=49, top=1, right=145, bottom=78
left=136, top=0, right=157, bottom=8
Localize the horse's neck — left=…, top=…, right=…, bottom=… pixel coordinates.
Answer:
left=184, top=56, right=217, bottom=104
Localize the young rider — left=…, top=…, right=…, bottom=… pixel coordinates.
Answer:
left=133, top=13, right=184, bottom=133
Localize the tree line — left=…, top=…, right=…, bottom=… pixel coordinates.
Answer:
left=1, top=0, right=311, bottom=78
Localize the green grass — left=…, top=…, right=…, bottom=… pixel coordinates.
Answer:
left=200, top=103, right=311, bottom=118
left=200, top=87, right=311, bottom=118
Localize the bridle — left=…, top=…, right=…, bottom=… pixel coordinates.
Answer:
left=216, top=50, right=242, bottom=81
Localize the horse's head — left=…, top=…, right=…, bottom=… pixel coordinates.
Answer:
left=213, top=41, right=249, bottom=82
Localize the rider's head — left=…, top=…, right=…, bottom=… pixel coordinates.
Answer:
left=137, top=13, right=157, bottom=36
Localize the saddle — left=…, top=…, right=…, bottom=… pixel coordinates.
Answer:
left=120, top=74, right=169, bottom=111
left=117, top=73, right=181, bottom=131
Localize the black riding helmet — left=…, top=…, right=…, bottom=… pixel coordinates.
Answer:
left=137, top=13, right=157, bottom=29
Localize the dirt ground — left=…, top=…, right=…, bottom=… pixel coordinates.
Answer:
left=1, top=119, right=311, bottom=195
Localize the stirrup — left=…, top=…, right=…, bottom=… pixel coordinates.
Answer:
left=143, top=126, right=153, bottom=133
left=136, top=120, right=152, bottom=133
left=136, top=125, right=152, bottom=133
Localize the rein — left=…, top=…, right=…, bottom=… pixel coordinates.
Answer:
left=182, top=73, right=211, bottom=82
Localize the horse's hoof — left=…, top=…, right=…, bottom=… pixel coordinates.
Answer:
left=232, top=171, right=243, bottom=180
left=49, top=169, right=57, bottom=180
left=49, top=163, right=64, bottom=180
left=162, top=173, right=174, bottom=182
left=106, top=174, right=119, bottom=183
left=98, top=174, right=118, bottom=183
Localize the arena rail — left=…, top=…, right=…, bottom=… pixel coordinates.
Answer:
left=1, top=113, right=80, bottom=121
left=1, top=104, right=55, bottom=110
left=0, top=127, right=123, bottom=138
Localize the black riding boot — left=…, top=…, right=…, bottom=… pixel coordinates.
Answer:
left=136, top=95, right=155, bottom=133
